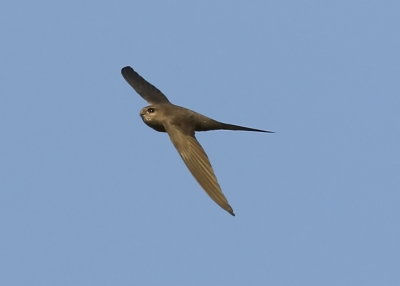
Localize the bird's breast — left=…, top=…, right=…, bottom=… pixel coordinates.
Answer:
left=141, top=116, right=166, bottom=132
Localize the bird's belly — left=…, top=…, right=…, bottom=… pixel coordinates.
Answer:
left=143, top=120, right=166, bottom=132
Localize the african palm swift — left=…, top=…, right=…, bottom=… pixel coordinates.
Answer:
left=121, top=66, right=273, bottom=216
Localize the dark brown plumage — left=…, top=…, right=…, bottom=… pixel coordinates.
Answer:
left=121, top=66, right=273, bottom=216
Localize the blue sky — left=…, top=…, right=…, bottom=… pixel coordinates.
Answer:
left=1, top=1, right=399, bottom=285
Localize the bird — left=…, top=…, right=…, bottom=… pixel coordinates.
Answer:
left=121, top=66, right=273, bottom=216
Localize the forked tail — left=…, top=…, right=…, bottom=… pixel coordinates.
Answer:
left=220, top=123, right=274, bottom=133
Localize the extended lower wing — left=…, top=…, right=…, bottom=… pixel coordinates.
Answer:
left=165, top=124, right=235, bottom=216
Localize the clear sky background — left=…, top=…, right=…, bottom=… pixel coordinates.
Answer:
left=1, top=1, right=399, bottom=285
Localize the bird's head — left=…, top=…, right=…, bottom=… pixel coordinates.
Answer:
left=140, top=105, right=158, bottom=121
left=139, top=105, right=165, bottom=132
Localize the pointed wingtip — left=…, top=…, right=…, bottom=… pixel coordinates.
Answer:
left=121, top=66, right=133, bottom=74
left=227, top=207, right=235, bottom=216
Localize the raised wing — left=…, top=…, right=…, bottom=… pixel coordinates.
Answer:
left=121, top=66, right=170, bottom=104
left=165, top=124, right=235, bottom=216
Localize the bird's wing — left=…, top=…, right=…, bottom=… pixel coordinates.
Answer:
left=165, top=124, right=235, bottom=216
left=121, top=66, right=170, bottom=104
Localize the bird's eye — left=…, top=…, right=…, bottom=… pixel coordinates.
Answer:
left=147, top=108, right=155, bottom=113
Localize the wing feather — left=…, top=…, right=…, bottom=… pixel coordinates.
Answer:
left=165, top=125, right=235, bottom=216
left=121, top=66, right=170, bottom=104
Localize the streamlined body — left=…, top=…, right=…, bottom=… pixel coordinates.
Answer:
left=121, top=66, right=272, bottom=215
